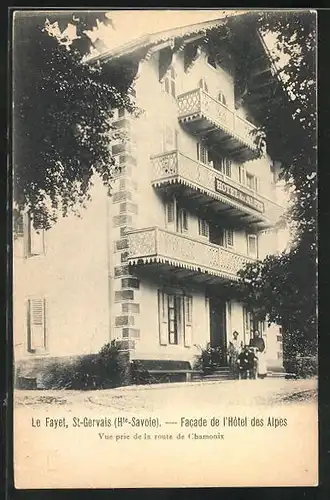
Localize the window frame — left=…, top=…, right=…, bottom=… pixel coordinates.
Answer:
left=27, top=297, right=47, bottom=353
left=246, top=172, right=259, bottom=192
left=217, top=90, right=227, bottom=106
left=199, top=78, right=209, bottom=94
left=226, top=228, right=234, bottom=247
left=198, top=218, right=209, bottom=238
left=247, top=233, right=258, bottom=258
left=162, top=66, right=176, bottom=98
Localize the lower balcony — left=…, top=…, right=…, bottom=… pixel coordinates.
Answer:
left=127, top=227, right=255, bottom=284
left=151, top=150, right=284, bottom=229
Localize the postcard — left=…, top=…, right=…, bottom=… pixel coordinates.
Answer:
left=12, top=8, right=318, bottom=488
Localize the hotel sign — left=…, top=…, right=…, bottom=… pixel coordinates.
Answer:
left=214, top=178, right=264, bottom=213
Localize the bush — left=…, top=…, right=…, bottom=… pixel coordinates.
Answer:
left=284, top=355, right=318, bottom=378
left=40, top=341, right=130, bottom=390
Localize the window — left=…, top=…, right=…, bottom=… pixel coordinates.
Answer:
left=165, top=198, right=188, bottom=233
left=198, top=218, right=209, bottom=238
left=199, top=78, right=208, bottom=94
left=246, top=173, right=258, bottom=191
left=166, top=199, right=176, bottom=226
left=218, top=91, right=227, bottom=106
left=27, top=298, right=47, bottom=353
left=14, top=212, right=24, bottom=238
left=277, top=335, right=283, bottom=342
left=214, top=156, right=232, bottom=177
left=247, top=234, right=258, bottom=258
left=161, top=125, right=177, bottom=153
left=226, top=229, right=234, bottom=247
left=224, top=158, right=232, bottom=177
left=184, top=296, right=193, bottom=347
left=158, top=290, right=193, bottom=346
left=209, top=225, right=224, bottom=246
left=118, top=108, right=125, bottom=118
left=177, top=208, right=188, bottom=233
left=27, top=213, right=45, bottom=256
left=238, top=165, right=245, bottom=185
left=197, top=143, right=209, bottom=164
left=243, top=308, right=263, bottom=341
left=207, top=55, right=217, bottom=69
left=162, top=66, right=176, bottom=98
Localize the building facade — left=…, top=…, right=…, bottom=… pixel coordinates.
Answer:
left=14, top=16, right=288, bottom=382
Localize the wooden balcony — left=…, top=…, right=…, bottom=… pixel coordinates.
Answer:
left=151, top=150, right=284, bottom=229
left=127, top=227, right=255, bottom=284
left=177, top=88, right=259, bottom=161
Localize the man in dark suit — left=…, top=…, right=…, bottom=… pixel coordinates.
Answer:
left=249, top=330, right=265, bottom=353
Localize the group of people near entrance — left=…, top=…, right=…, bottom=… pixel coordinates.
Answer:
left=228, top=330, right=267, bottom=380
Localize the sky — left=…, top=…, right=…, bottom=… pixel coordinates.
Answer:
left=62, top=10, right=250, bottom=55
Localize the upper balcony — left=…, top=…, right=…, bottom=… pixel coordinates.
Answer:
left=177, top=88, right=259, bottom=162
left=127, top=227, right=255, bottom=285
left=151, top=150, right=284, bottom=229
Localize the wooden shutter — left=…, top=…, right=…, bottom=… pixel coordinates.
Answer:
left=184, top=296, right=193, bottom=347
left=158, top=290, right=168, bottom=345
left=27, top=298, right=46, bottom=352
left=199, top=78, right=208, bottom=93
left=247, top=234, right=258, bottom=258
left=197, top=143, right=208, bottom=164
left=226, top=229, right=234, bottom=247
left=166, top=198, right=176, bottom=230
left=225, top=159, right=232, bottom=178
left=198, top=218, right=209, bottom=238
left=239, top=165, right=245, bottom=184
left=178, top=208, right=188, bottom=233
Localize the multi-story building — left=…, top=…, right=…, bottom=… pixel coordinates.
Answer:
left=14, top=14, right=288, bottom=384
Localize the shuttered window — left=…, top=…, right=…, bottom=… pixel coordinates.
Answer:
left=197, top=143, right=208, bottom=164
left=184, top=296, right=193, bottom=347
left=161, top=125, right=177, bottom=153
left=14, top=212, right=24, bottom=237
left=178, top=208, right=188, bottom=233
left=198, top=218, right=209, bottom=238
left=168, top=294, right=179, bottom=344
left=247, top=234, right=258, bottom=258
left=246, top=173, right=258, bottom=191
left=27, top=298, right=47, bottom=352
left=226, top=229, right=234, bottom=247
left=162, top=66, right=176, bottom=98
left=199, top=78, right=208, bottom=94
left=238, top=165, right=246, bottom=185
left=158, top=291, right=193, bottom=347
left=158, top=290, right=168, bottom=345
left=218, top=90, right=227, bottom=106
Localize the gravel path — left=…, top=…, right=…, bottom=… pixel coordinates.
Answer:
left=14, top=377, right=317, bottom=413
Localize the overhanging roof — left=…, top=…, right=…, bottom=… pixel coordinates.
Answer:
left=86, top=11, right=249, bottom=63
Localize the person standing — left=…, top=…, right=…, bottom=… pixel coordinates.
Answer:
left=249, top=330, right=267, bottom=378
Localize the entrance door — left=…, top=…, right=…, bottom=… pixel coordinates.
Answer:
left=209, top=297, right=227, bottom=365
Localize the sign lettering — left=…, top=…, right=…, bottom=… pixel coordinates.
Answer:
left=214, top=178, right=264, bottom=213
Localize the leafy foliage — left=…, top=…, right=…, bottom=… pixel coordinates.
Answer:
left=235, top=12, right=317, bottom=358
left=39, top=340, right=130, bottom=390
left=13, top=12, right=136, bottom=229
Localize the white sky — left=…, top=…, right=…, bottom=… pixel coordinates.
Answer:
left=79, top=10, right=248, bottom=53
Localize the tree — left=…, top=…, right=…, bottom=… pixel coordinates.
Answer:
left=235, top=11, right=317, bottom=361
left=13, top=11, right=137, bottom=230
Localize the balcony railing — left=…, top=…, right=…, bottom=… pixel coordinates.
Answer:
left=127, top=227, right=256, bottom=282
left=177, top=88, right=259, bottom=158
left=151, top=150, right=284, bottom=226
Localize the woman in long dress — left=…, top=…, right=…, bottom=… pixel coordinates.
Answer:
left=257, top=350, right=267, bottom=379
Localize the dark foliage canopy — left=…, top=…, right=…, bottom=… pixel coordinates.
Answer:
left=13, top=11, right=136, bottom=229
